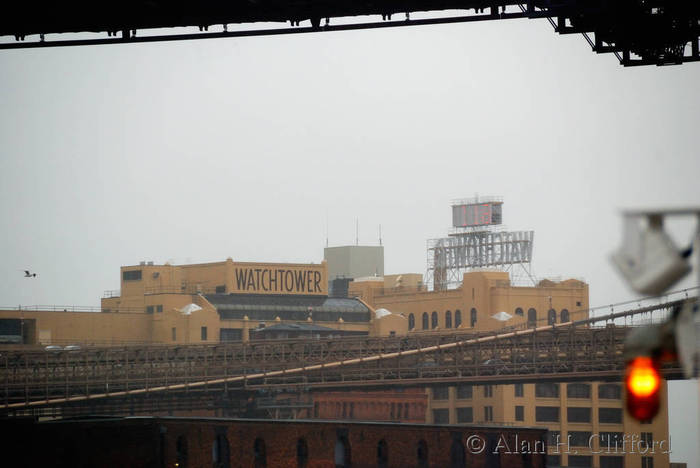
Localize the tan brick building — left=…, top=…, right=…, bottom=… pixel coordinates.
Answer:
left=349, top=271, right=670, bottom=468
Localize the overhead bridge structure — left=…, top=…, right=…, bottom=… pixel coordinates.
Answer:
left=0, top=297, right=691, bottom=417
left=1, top=1, right=699, bottom=66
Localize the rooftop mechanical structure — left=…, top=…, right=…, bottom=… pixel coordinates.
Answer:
left=426, top=196, right=534, bottom=290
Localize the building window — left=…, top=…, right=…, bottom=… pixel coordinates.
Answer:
left=567, top=383, right=591, bottom=399
left=514, top=383, right=524, bottom=397
left=600, top=456, right=624, bottom=468
left=457, top=384, right=472, bottom=399
left=417, top=440, right=429, bottom=468
left=457, top=407, right=473, bottom=423
left=569, top=431, right=592, bottom=447
left=433, top=409, right=449, bottom=424
left=176, top=435, right=188, bottom=468
left=254, top=438, right=266, bottom=468
left=561, top=309, right=570, bottom=322
left=201, top=327, right=207, bottom=341
left=213, top=432, right=230, bottom=468
left=515, top=405, right=524, bottom=421
left=547, top=431, right=560, bottom=446
left=297, top=438, right=309, bottom=468
left=334, top=434, right=351, bottom=468
left=600, top=432, right=624, bottom=449
left=470, top=308, right=477, bottom=327
left=122, top=270, right=142, bottom=281
left=408, top=314, right=415, bottom=330
left=215, top=285, right=226, bottom=294
left=422, top=312, right=429, bottom=330
left=568, top=407, right=591, bottom=423
left=450, top=438, right=465, bottom=467
left=515, top=307, right=524, bottom=316
left=535, top=383, right=559, bottom=398
left=156, top=304, right=163, bottom=313
left=527, top=308, right=537, bottom=327
left=535, top=406, right=559, bottom=422
left=220, top=328, right=243, bottom=342
left=146, top=305, right=154, bottom=314
left=349, top=403, right=354, bottom=419
left=377, top=439, right=388, bottom=468
left=483, top=385, right=493, bottom=398
left=484, top=406, right=493, bottom=422
left=313, top=403, right=319, bottom=418
left=455, top=310, right=462, bottom=327
left=445, top=310, right=452, bottom=328
left=547, top=309, right=557, bottom=325
left=172, top=327, right=177, bottom=341
left=599, top=408, right=623, bottom=424
left=598, top=384, right=622, bottom=399
left=431, top=311, right=438, bottom=329
left=641, top=432, right=653, bottom=450
left=576, top=301, right=582, bottom=306
left=432, top=387, right=448, bottom=400
left=546, top=455, right=560, bottom=467
left=641, top=456, right=654, bottom=468
left=568, top=455, right=592, bottom=467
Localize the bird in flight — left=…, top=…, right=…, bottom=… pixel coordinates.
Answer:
left=24, top=270, right=37, bottom=277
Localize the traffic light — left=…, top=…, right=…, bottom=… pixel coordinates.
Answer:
left=625, top=356, right=661, bottom=421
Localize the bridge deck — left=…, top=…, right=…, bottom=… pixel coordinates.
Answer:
left=0, top=298, right=689, bottom=416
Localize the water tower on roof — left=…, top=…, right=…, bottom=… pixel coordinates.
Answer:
left=426, top=196, right=534, bottom=291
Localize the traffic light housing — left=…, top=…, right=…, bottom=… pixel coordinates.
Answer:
left=625, top=356, right=661, bottom=421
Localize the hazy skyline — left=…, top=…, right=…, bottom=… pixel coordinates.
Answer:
left=1, top=16, right=699, bottom=464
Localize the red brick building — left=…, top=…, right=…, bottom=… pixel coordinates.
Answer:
left=310, top=389, right=427, bottom=423
left=13, top=416, right=548, bottom=468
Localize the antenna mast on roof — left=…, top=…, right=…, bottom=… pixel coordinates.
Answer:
left=379, top=224, right=382, bottom=246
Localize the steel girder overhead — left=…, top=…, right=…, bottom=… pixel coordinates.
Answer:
left=0, top=1, right=698, bottom=66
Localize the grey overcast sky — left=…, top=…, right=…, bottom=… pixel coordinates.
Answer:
left=1, top=15, right=699, bottom=464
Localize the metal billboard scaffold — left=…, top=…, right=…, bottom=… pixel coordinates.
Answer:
left=426, top=197, right=534, bottom=290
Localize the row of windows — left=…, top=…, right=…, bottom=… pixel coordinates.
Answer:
left=534, top=383, right=621, bottom=399
left=547, top=454, right=652, bottom=468
left=313, top=401, right=417, bottom=420
left=440, top=404, right=628, bottom=425
left=433, top=407, right=490, bottom=424
left=146, top=304, right=163, bottom=314
left=435, top=405, right=528, bottom=423
left=408, top=309, right=474, bottom=330
left=408, top=307, right=575, bottom=330
left=177, top=432, right=442, bottom=468
left=432, top=383, right=620, bottom=400
left=434, top=384, right=494, bottom=400
left=535, top=406, right=623, bottom=424
left=547, top=455, right=629, bottom=468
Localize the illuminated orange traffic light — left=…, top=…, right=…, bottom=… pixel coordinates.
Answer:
left=625, top=356, right=661, bottom=421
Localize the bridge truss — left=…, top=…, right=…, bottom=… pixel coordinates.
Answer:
left=0, top=296, right=692, bottom=417
left=1, top=2, right=699, bottom=67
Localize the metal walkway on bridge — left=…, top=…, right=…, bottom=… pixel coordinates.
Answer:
left=1, top=296, right=692, bottom=417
